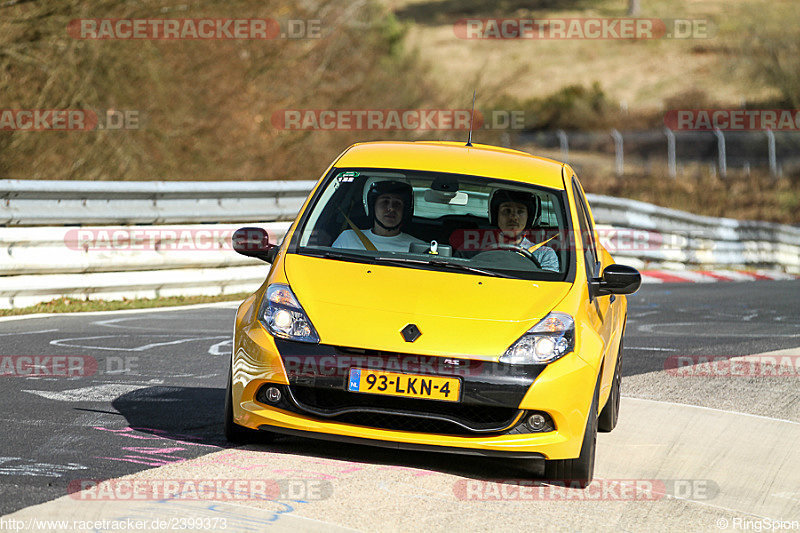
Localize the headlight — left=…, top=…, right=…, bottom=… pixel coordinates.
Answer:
left=500, top=312, right=574, bottom=365
left=260, top=284, right=320, bottom=343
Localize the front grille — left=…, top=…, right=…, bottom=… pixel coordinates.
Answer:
left=285, top=385, right=522, bottom=434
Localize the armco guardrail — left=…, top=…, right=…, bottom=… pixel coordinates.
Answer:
left=0, top=181, right=797, bottom=308
left=588, top=194, right=800, bottom=272
left=0, top=179, right=315, bottom=225
left=0, top=222, right=292, bottom=309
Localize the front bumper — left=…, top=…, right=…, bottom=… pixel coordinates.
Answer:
left=232, top=321, right=597, bottom=460
left=259, top=423, right=545, bottom=459
left=272, top=339, right=549, bottom=434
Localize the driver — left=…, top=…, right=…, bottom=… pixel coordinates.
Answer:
left=332, top=180, right=425, bottom=252
left=489, top=189, right=559, bottom=272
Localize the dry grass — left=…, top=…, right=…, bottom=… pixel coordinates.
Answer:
left=0, top=0, right=440, bottom=180
left=386, top=0, right=789, bottom=110
left=0, top=293, right=250, bottom=316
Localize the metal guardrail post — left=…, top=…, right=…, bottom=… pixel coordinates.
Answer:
left=557, top=130, right=568, bottom=162
left=766, top=128, right=777, bottom=178
left=664, top=127, right=676, bottom=178
left=611, top=129, right=623, bottom=176
left=713, top=127, right=727, bottom=178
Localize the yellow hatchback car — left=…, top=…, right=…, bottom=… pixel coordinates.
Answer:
left=227, top=141, right=640, bottom=485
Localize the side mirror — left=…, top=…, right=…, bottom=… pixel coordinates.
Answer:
left=232, top=227, right=278, bottom=263
left=591, top=264, right=641, bottom=297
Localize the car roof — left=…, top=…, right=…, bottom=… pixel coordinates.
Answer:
left=335, top=141, right=567, bottom=189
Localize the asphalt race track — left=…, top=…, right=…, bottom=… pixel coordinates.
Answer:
left=1, top=281, right=798, bottom=532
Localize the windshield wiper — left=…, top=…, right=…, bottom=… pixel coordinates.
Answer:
left=373, top=256, right=515, bottom=278
left=301, top=250, right=515, bottom=278
left=432, top=260, right=516, bottom=278
left=301, top=249, right=375, bottom=263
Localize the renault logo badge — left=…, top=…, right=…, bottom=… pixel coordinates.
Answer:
left=401, top=324, right=421, bottom=342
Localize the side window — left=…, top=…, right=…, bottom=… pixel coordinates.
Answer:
left=572, top=178, right=599, bottom=278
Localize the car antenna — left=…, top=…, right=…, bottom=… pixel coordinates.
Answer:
left=466, top=90, right=476, bottom=147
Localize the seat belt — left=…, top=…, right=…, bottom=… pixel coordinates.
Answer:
left=527, top=235, right=556, bottom=253
left=338, top=208, right=378, bottom=252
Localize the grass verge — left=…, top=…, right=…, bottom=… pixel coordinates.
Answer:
left=0, top=293, right=251, bottom=317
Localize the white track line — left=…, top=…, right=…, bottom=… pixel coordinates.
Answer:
left=0, top=301, right=242, bottom=323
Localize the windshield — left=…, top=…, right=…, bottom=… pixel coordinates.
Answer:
left=293, top=168, right=573, bottom=281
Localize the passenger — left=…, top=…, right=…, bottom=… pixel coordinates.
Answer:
left=332, top=180, right=425, bottom=252
left=490, top=189, right=559, bottom=272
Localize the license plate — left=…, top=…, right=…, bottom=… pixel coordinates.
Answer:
left=348, top=368, right=460, bottom=402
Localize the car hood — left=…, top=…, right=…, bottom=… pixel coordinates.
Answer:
left=284, top=254, right=571, bottom=359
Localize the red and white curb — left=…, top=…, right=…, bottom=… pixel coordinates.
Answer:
left=641, top=270, right=799, bottom=284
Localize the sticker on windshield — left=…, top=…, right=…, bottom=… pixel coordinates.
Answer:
left=338, top=171, right=359, bottom=182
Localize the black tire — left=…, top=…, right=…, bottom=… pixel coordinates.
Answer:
left=224, top=364, right=274, bottom=444
left=543, top=380, right=598, bottom=488
left=598, top=340, right=623, bottom=433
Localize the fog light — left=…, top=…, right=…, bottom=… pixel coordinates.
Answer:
left=527, top=413, right=547, bottom=432
left=266, top=387, right=281, bottom=403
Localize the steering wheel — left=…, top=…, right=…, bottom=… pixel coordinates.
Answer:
left=484, top=244, right=543, bottom=269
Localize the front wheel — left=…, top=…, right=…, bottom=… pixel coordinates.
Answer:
left=542, top=382, right=598, bottom=487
